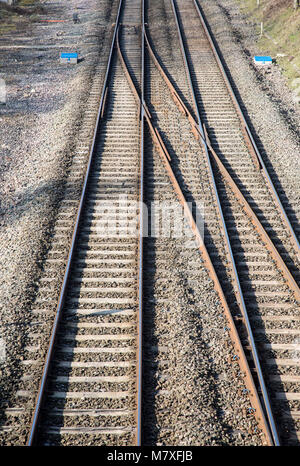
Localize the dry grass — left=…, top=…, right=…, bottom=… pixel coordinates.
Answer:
left=236, top=0, right=300, bottom=96
left=0, top=0, right=45, bottom=33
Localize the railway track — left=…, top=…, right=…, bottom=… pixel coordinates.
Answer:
left=1, top=0, right=299, bottom=447
left=26, top=0, right=143, bottom=446
left=145, top=0, right=300, bottom=445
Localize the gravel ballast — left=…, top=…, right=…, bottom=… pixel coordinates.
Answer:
left=0, top=0, right=299, bottom=447
left=198, top=0, right=300, bottom=228
left=0, top=0, right=118, bottom=444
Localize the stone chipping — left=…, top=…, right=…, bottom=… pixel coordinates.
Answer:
left=0, top=0, right=118, bottom=445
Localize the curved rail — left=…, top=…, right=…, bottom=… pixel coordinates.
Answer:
left=117, top=4, right=275, bottom=447
left=193, top=0, right=300, bottom=258
left=172, top=0, right=279, bottom=445
left=144, top=26, right=300, bottom=302
left=26, top=0, right=125, bottom=446
left=144, top=27, right=300, bottom=444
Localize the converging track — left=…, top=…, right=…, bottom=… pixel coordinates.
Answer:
left=1, top=0, right=299, bottom=447
left=144, top=0, right=300, bottom=445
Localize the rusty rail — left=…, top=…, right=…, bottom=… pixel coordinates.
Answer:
left=117, top=10, right=275, bottom=446
left=149, top=0, right=300, bottom=445
left=144, top=26, right=300, bottom=302
left=136, top=0, right=145, bottom=446
left=144, top=34, right=300, bottom=447
left=174, top=0, right=280, bottom=445
left=193, top=0, right=300, bottom=258
left=26, top=0, right=125, bottom=446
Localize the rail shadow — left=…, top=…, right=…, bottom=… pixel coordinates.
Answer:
left=144, top=48, right=237, bottom=319
left=193, top=0, right=300, bottom=245
left=173, top=1, right=299, bottom=287
left=205, top=125, right=300, bottom=283
left=143, top=53, right=247, bottom=444
left=211, top=165, right=299, bottom=444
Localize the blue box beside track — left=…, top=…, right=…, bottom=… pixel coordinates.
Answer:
left=60, top=52, right=78, bottom=64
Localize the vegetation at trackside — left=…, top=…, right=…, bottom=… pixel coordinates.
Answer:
left=0, top=1, right=45, bottom=33
left=236, top=0, right=300, bottom=102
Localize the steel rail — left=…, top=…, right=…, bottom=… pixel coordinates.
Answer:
left=170, top=0, right=278, bottom=445
left=193, top=0, right=300, bottom=258
left=26, top=0, right=124, bottom=446
left=202, top=125, right=300, bottom=301
left=136, top=0, right=145, bottom=447
left=116, top=14, right=144, bottom=446
left=117, top=10, right=274, bottom=447
left=144, top=26, right=300, bottom=302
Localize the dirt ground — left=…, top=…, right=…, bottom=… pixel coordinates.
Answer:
left=0, top=0, right=118, bottom=444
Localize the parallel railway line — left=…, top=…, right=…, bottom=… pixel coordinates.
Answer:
left=28, top=0, right=142, bottom=446
left=0, top=0, right=299, bottom=447
left=145, top=0, right=300, bottom=445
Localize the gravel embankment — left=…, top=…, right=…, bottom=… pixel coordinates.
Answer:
left=0, top=0, right=117, bottom=439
